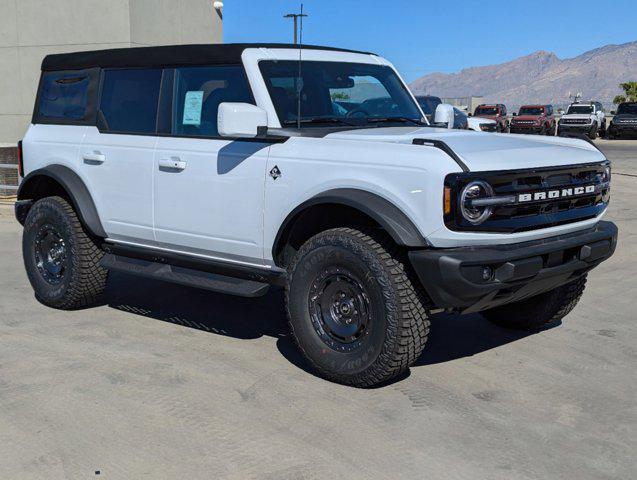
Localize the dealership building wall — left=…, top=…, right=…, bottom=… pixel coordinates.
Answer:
left=0, top=0, right=223, bottom=145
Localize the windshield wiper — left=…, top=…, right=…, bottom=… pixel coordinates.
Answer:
left=282, top=117, right=359, bottom=127
left=365, top=117, right=426, bottom=126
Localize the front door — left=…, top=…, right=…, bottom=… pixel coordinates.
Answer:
left=153, top=65, right=269, bottom=265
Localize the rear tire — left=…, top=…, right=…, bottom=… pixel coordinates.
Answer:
left=482, top=275, right=587, bottom=331
left=22, top=196, right=108, bottom=310
left=285, top=228, right=429, bottom=387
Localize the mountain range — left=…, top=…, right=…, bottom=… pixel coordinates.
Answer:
left=409, top=41, right=637, bottom=110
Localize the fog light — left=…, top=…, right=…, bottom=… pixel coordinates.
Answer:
left=481, top=266, right=494, bottom=281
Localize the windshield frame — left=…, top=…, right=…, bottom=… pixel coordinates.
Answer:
left=257, top=59, right=425, bottom=128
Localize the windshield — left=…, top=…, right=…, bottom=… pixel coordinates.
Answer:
left=567, top=105, right=593, bottom=114
left=617, top=103, right=637, bottom=115
left=416, top=96, right=441, bottom=116
left=475, top=106, right=498, bottom=116
left=518, top=106, right=544, bottom=116
left=259, top=61, right=423, bottom=127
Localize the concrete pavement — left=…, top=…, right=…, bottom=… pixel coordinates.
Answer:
left=0, top=142, right=635, bottom=480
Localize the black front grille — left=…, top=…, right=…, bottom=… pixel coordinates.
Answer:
left=445, top=162, right=611, bottom=233
left=561, top=118, right=590, bottom=125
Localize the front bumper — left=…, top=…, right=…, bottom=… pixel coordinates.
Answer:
left=409, top=221, right=617, bottom=314
left=510, top=124, right=541, bottom=134
left=558, top=124, right=594, bottom=133
left=608, top=124, right=637, bottom=136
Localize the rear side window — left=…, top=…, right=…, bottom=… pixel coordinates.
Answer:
left=99, top=69, right=162, bottom=134
left=35, top=69, right=99, bottom=124
left=171, top=65, right=254, bottom=138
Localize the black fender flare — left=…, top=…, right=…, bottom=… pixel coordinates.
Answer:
left=17, top=165, right=107, bottom=238
left=273, top=188, right=428, bottom=258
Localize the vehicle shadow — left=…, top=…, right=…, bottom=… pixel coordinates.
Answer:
left=104, top=272, right=559, bottom=376
left=414, top=312, right=559, bottom=366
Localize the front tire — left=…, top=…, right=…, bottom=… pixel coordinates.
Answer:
left=482, top=275, right=587, bottom=330
left=22, top=196, right=108, bottom=309
left=285, top=228, right=429, bottom=387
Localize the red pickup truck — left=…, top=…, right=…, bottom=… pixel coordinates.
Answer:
left=510, top=104, right=555, bottom=135
left=473, top=104, right=509, bottom=132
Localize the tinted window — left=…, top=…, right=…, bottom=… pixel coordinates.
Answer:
left=617, top=103, right=637, bottom=115
left=417, top=96, right=442, bottom=117
left=475, top=106, right=498, bottom=116
left=38, top=70, right=93, bottom=121
left=172, top=65, right=253, bottom=137
left=99, top=69, right=162, bottom=134
left=518, top=106, right=544, bottom=115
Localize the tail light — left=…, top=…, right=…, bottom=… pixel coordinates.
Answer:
left=17, top=140, right=23, bottom=178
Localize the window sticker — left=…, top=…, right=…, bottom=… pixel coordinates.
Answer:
left=183, top=90, right=204, bottom=125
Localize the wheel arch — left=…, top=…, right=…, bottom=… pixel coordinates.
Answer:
left=17, top=165, right=106, bottom=238
left=272, top=188, right=428, bottom=266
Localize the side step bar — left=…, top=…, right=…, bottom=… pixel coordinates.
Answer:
left=100, top=254, right=270, bottom=298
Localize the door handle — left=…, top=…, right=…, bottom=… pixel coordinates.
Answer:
left=158, top=157, right=187, bottom=171
left=83, top=152, right=106, bottom=164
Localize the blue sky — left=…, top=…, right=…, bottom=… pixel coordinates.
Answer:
left=225, top=0, right=636, bottom=82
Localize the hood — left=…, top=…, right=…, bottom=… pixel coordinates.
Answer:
left=325, top=126, right=605, bottom=171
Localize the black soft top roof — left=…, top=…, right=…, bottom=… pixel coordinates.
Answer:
left=41, top=43, right=374, bottom=71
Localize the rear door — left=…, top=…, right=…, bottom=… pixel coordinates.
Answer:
left=153, top=65, right=270, bottom=264
left=80, top=68, right=163, bottom=243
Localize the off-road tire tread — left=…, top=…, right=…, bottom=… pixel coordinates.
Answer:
left=285, top=227, right=429, bottom=387
left=483, top=274, right=587, bottom=330
left=24, top=196, right=107, bottom=310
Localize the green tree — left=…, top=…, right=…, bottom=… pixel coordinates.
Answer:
left=613, top=81, right=637, bottom=105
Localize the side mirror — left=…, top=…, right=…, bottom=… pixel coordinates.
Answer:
left=512, top=112, right=517, bottom=116
left=611, top=110, right=616, bottom=115
left=218, top=103, right=268, bottom=138
left=434, top=103, right=455, bottom=129
left=468, top=113, right=473, bottom=117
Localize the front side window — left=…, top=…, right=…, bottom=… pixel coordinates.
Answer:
left=259, top=61, right=423, bottom=127
left=99, top=68, right=162, bottom=134
left=37, top=69, right=97, bottom=122
left=172, top=65, right=253, bottom=137
left=417, top=96, right=441, bottom=117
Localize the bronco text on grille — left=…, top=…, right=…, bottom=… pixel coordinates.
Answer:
left=444, top=161, right=611, bottom=233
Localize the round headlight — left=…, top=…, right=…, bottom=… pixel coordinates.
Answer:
left=603, top=165, right=611, bottom=183
left=460, top=180, right=494, bottom=225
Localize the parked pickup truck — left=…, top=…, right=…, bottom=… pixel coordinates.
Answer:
left=510, top=104, right=555, bottom=135
left=558, top=101, right=606, bottom=139
left=473, top=104, right=509, bottom=132
left=15, top=44, right=617, bottom=387
left=608, top=102, right=637, bottom=139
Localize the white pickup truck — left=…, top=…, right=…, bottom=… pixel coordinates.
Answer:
left=15, top=44, right=617, bottom=387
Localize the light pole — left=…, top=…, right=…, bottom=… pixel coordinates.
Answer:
left=284, top=9, right=308, bottom=45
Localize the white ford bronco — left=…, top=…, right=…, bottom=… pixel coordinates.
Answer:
left=16, top=44, right=617, bottom=387
left=558, top=101, right=606, bottom=139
